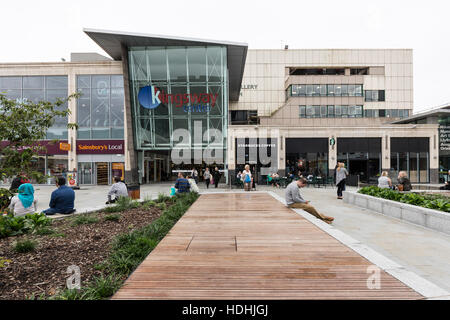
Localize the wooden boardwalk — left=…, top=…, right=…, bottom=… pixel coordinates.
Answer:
left=112, top=193, right=423, bottom=300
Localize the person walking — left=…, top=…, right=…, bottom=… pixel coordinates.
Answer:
left=242, top=165, right=252, bottom=191
left=191, top=168, right=199, bottom=184
left=336, top=162, right=348, bottom=200
left=213, top=167, right=221, bottom=188
left=285, top=177, right=334, bottom=224
left=204, top=168, right=211, bottom=189
left=8, top=183, right=38, bottom=217
left=378, top=171, right=392, bottom=189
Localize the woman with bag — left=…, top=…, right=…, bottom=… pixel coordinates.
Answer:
left=204, top=167, right=211, bottom=189
left=242, top=165, right=252, bottom=191
left=213, top=167, right=221, bottom=188
left=336, top=162, right=348, bottom=200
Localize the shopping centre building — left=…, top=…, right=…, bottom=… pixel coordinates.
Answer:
left=0, top=29, right=439, bottom=185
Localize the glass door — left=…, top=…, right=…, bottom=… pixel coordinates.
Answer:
left=78, top=162, right=93, bottom=185
left=96, top=162, right=109, bottom=185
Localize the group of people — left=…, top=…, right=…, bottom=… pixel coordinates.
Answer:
left=173, top=167, right=222, bottom=194
left=6, top=174, right=130, bottom=217
left=377, top=171, right=412, bottom=191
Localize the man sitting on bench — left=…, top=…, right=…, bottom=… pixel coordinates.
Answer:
left=43, top=177, right=76, bottom=215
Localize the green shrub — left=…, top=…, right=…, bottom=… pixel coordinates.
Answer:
left=72, top=214, right=99, bottom=226
left=358, top=186, right=450, bottom=212
left=34, top=226, right=55, bottom=235
left=25, top=213, right=52, bottom=229
left=155, top=202, right=167, bottom=211
left=104, top=214, right=120, bottom=222
left=0, top=212, right=53, bottom=238
left=13, top=239, right=37, bottom=253
left=104, top=197, right=139, bottom=213
left=142, top=200, right=156, bottom=210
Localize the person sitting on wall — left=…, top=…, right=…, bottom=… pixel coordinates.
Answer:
left=397, top=171, right=412, bottom=192
left=43, top=177, right=76, bottom=215
left=106, top=176, right=129, bottom=204
left=175, top=172, right=191, bottom=194
left=285, top=177, right=334, bottom=224
left=9, top=183, right=38, bottom=217
left=187, top=175, right=200, bottom=193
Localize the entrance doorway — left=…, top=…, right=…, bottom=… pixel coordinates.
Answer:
left=144, top=159, right=164, bottom=183
left=96, top=162, right=109, bottom=185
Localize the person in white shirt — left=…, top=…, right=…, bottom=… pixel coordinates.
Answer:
left=8, top=183, right=37, bottom=216
left=187, top=176, right=200, bottom=193
left=378, top=171, right=392, bottom=189
left=106, top=177, right=128, bottom=204
left=242, top=165, right=252, bottom=191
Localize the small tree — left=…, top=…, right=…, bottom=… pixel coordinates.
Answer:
left=0, top=93, right=79, bottom=183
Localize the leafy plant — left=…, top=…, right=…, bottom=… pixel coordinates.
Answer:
left=72, top=214, right=99, bottom=226
left=34, top=226, right=55, bottom=235
left=104, top=214, right=120, bottom=222
left=358, top=186, right=450, bottom=213
left=0, top=188, right=13, bottom=210
left=13, top=239, right=37, bottom=253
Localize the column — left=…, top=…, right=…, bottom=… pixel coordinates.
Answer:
left=67, top=72, right=77, bottom=171
left=430, top=132, right=439, bottom=183
left=328, top=134, right=337, bottom=177
left=381, top=134, right=391, bottom=171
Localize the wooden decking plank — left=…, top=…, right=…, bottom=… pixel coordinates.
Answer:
left=112, top=193, right=423, bottom=300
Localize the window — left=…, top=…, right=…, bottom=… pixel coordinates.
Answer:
left=355, top=85, right=363, bottom=96
left=76, top=75, right=124, bottom=139
left=327, top=105, right=335, bottom=118
left=306, top=106, right=314, bottom=118
left=0, top=75, right=68, bottom=139
left=320, top=106, right=327, bottom=117
left=334, top=85, right=342, bottom=96
left=299, top=106, right=306, bottom=117
left=327, top=84, right=335, bottom=96
left=350, top=68, right=369, bottom=75
left=365, top=90, right=385, bottom=102
left=230, top=110, right=259, bottom=124
left=348, top=84, right=355, bottom=96
left=306, top=85, right=314, bottom=96
left=341, top=84, right=348, bottom=96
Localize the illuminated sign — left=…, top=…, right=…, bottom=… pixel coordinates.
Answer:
left=138, top=85, right=218, bottom=112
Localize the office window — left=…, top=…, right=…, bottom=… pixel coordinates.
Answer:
left=291, top=85, right=298, bottom=96
left=313, top=106, right=320, bottom=118
left=320, top=105, right=327, bottom=117
left=306, top=85, right=314, bottom=96
left=335, top=105, right=342, bottom=117
left=341, top=84, right=348, bottom=96
left=341, top=105, right=349, bottom=117
left=327, top=84, right=335, bottom=96
left=355, top=85, right=363, bottom=97
left=299, top=105, right=306, bottom=117
left=365, top=90, right=385, bottom=102
left=348, top=84, right=355, bottom=96
left=327, top=105, right=335, bottom=118
left=306, top=105, right=314, bottom=118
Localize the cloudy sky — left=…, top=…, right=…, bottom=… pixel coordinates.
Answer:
left=1, top=0, right=449, bottom=112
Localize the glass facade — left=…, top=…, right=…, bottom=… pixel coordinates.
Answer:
left=128, top=46, right=228, bottom=165
left=0, top=75, right=68, bottom=139
left=76, top=75, right=125, bottom=139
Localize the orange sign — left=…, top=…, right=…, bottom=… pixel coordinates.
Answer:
left=112, top=162, right=125, bottom=180
left=59, top=142, right=71, bottom=151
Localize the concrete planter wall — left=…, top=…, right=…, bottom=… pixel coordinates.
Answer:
left=343, top=191, right=450, bottom=235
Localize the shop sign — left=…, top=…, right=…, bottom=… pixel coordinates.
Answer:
left=138, top=85, right=218, bottom=113
left=439, top=126, right=450, bottom=151
left=59, top=142, right=71, bottom=151
left=0, top=140, right=69, bottom=155
left=76, top=140, right=125, bottom=154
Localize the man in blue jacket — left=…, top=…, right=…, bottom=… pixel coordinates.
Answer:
left=43, top=177, right=76, bottom=215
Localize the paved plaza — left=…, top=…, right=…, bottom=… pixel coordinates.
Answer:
left=5, top=182, right=450, bottom=295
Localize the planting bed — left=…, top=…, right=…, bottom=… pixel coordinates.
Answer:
left=0, top=195, right=190, bottom=300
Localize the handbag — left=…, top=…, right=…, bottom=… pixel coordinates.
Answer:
left=244, top=174, right=251, bottom=183
left=398, top=184, right=404, bottom=191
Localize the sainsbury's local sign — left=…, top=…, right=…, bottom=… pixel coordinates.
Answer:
left=76, top=140, right=124, bottom=154
left=138, top=85, right=218, bottom=113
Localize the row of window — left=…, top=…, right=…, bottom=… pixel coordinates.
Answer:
left=290, top=84, right=364, bottom=97
left=299, top=105, right=363, bottom=118
left=289, top=68, right=369, bottom=76
left=298, top=105, right=410, bottom=119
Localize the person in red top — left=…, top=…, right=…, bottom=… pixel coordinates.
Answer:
left=10, top=173, right=30, bottom=192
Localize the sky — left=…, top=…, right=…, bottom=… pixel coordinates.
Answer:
left=1, top=0, right=449, bottom=113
